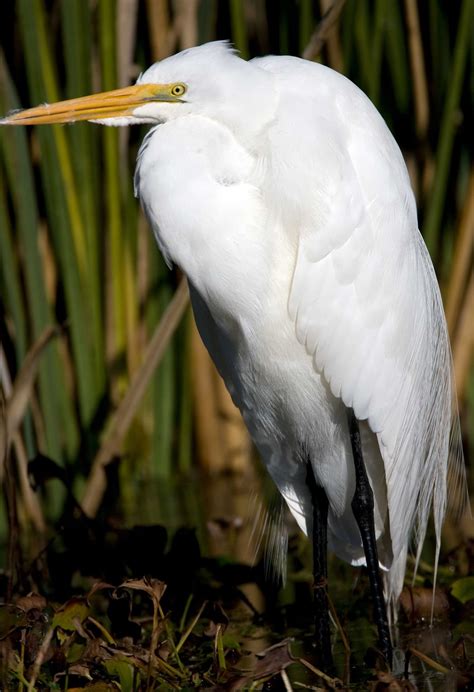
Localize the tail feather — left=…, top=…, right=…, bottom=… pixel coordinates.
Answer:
left=248, top=488, right=288, bottom=585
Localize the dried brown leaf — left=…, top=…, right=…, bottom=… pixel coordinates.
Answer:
left=371, top=668, right=417, bottom=690
left=16, top=592, right=47, bottom=613
left=87, top=581, right=116, bottom=603
left=252, top=639, right=293, bottom=679
left=399, top=586, right=450, bottom=621
left=81, top=637, right=109, bottom=663
left=228, top=641, right=295, bottom=690
left=118, top=578, right=167, bottom=609
left=68, top=683, right=119, bottom=691
left=64, top=663, right=93, bottom=680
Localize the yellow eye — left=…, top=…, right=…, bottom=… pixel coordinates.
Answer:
left=171, top=83, right=186, bottom=97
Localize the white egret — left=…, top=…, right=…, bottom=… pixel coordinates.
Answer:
left=2, top=41, right=467, bottom=667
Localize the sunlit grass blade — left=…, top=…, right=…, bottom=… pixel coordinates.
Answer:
left=230, top=0, right=249, bottom=59
left=17, top=0, right=101, bottom=430
left=0, top=53, right=77, bottom=461
left=61, top=0, right=104, bottom=388
left=0, top=172, right=27, bottom=365
left=99, top=0, right=133, bottom=395
left=122, top=183, right=141, bottom=376
left=299, top=0, right=313, bottom=55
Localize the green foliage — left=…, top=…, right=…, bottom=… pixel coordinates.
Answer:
left=451, top=576, right=474, bottom=604
left=0, top=1, right=472, bottom=527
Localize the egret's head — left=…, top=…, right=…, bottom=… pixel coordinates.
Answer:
left=1, top=42, right=276, bottom=143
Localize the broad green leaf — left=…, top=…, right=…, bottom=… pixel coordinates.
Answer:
left=53, top=597, right=90, bottom=632
left=451, top=576, right=474, bottom=604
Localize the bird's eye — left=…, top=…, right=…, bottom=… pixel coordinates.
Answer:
left=171, top=83, right=186, bottom=97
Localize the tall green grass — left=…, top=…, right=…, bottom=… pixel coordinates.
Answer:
left=0, top=0, right=472, bottom=528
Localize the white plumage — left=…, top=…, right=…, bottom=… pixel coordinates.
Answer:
left=4, top=41, right=467, bottom=611
left=132, top=43, right=466, bottom=603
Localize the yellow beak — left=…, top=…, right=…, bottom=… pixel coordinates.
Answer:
left=1, top=83, right=181, bottom=125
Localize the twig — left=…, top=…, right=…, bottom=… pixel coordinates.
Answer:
left=0, top=325, right=60, bottom=464
left=14, top=432, right=46, bottom=533
left=327, top=591, right=351, bottom=684
left=319, top=0, right=344, bottom=71
left=302, top=0, right=346, bottom=61
left=173, top=0, right=199, bottom=50
left=280, top=668, right=294, bottom=691
left=27, top=626, right=54, bottom=691
left=298, top=657, right=342, bottom=688
left=408, top=647, right=451, bottom=674
left=146, top=0, right=172, bottom=61
left=404, top=0, right=429, bottom=138
left=0, top=345, right=46, bottom=532
left=81, top=279, right=189, bottom=517
left=327, top=591, right=350, bottom=656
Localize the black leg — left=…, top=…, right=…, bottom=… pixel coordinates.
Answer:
left=348, top=409, right=392, bottom=666
left=306, top=458, right=333, bottom=669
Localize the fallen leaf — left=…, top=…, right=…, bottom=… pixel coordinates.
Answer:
left=370, top=669, right=417, bottom=690
left=249, top=639, right=293, bottom=679
left=68, top=684, right=119, bottom=691
left=87, top=581, right=116, bottom=603
left=16, top=592, right=47, bottom=613
left=54, top=662, right=93, bottom=683
left=118, top=578, right=166, bottom=610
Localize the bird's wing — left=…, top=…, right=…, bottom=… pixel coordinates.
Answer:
left=285, top=115, right=465, bottom=578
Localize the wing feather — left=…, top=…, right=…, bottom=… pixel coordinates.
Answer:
left=287, top=128, right=466, bottom=599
